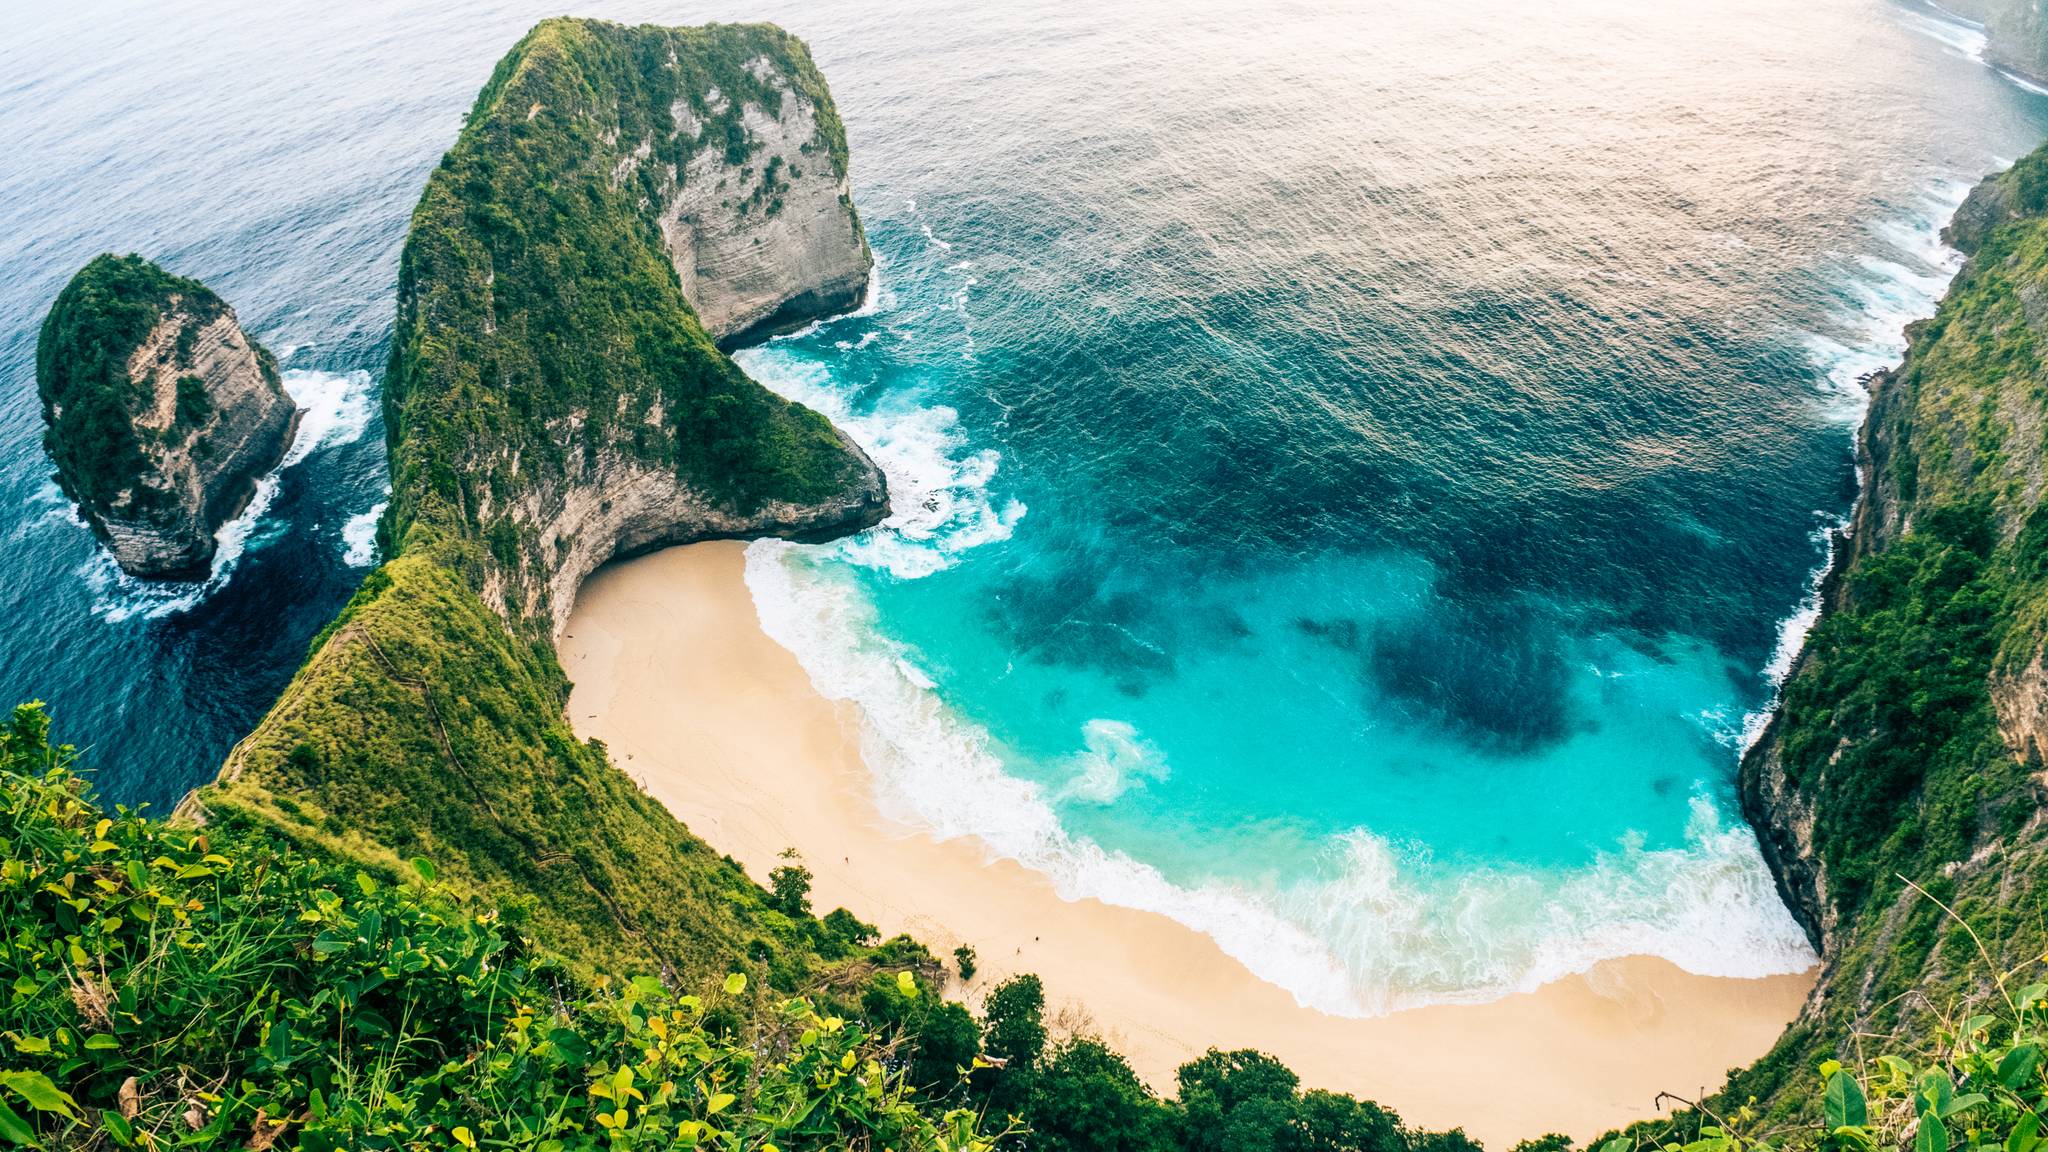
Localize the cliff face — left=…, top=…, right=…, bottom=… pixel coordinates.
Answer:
left=1730, top=147, right=2048, bottom=1118
left=1942, top=0, right=2048, bottom=84
left=36, top=255, right=297, bottom=578
left=656, top=58, right=872, bottom=345
left=197, top=20, right=886, bottom=981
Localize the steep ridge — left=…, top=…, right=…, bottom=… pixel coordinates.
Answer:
left=37, top=254, right=298, bottom=578
left=1721, top=145, right=2048, bottom=1121
left=187, top=18, right=887, bottom=984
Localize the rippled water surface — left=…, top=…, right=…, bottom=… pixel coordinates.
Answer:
left=3, top=0, right=2044, bottom=1011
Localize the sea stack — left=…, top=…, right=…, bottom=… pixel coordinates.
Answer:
left=37, top=254, right=298, bottom=579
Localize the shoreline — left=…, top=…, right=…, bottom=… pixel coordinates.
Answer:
left=560, top=541, right=1816, bottom=1149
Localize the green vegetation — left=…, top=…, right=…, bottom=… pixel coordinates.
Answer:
left=0, top=702, right=1002, bottom=1150
left=207, top=18, right=878, bottom=995
left=7, top=705, right=1530, bottom=1151
left=954, top=946, right=977, bottom=983
left=35, top=254, right=226, bottom=516
left=382, top=17, right=868, bottom=624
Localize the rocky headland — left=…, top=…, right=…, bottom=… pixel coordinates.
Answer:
left=36, top=254, right=298, bottom=578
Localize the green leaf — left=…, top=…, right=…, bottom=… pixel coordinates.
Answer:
left=722, top=973, right=746, bottom=996
left=0, top=1072, right=74, bottom=1117
left=0, top=1098, right=34, bottom=1146
left=897, top=970, right=918, bottom=999
left=411, top=857, right=436, bottom=883
left=706, top=1093, right=735, bottom=1116
left=1916, top=1070, right=1953, bottom=1118
left=549, top=1027, right=593, bottom=1066
left=1938, top=1092, right=1986, bottom=1120
left=1917, top=1115, right=1949, bottom=1152
left=1824, top=1069, right=1867, bottom=1129
left=2008, top=1113, right=2041, bottom=1152
left=265, top=1016, right=295, bottom=1066
left=2000, top=1045, right=2041, bottom=1089
left=81, top=1035, right=117, bottom=1052
left=101, top=1110, right=133, bottom=1147
left=1599, top=1139, right=1632, bottom=1152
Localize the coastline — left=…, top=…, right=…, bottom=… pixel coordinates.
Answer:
left=561, top=541, right=1817, bottom=1149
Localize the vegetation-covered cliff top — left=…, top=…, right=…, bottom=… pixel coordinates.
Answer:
left=384, top=17, right=872, bottom=626
left=1682, top=145, right=2048, bottom=1135
left=196, top=18, right=883, bottom=991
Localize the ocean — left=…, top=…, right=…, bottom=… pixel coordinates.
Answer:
left=2, top=0, right=2043, bottom=1014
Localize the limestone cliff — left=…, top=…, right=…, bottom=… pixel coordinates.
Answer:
left=655, top=57, right=872, bottom=345
left=1729, top=149, right=2048, bottom=1118
left=37, top=254, right=298, bottom=578
left=197, top=19, right=887, bottom=980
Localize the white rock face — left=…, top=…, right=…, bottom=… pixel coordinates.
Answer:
left=81, top=302, right=299, bottom=578
left=656, top=58, right=871, bottom=345
left=494, top=433, right=886, bottom=636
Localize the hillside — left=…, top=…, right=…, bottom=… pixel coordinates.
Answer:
left=186, top=18, right=886, bottom=986
left=1688, top=146, right=2048, bottom=1129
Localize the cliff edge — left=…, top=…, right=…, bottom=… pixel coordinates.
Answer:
left=1727, top=146, right=2048, bottom=1121
left=190, top=19, right=887, bottom=982
left=1942, top=0, right=2048, bottom=85
left=36, top=254, right=298, bottom=578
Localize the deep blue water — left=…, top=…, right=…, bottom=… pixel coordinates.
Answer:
left=3, top=0, right=2045, bottom=1011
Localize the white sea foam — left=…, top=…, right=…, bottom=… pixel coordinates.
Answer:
left=342, top=499, right=387, bottom=568
left=732, top=348, right=1025, bottom=578
left=1999, top=69, right=2048, bottom=97
left=85, top=368, right=375, bottom=622
left=1058, top=719, right=1170, bottom=804
left=1896, top=6, right=1990, bottom=65
left=745, top=542, right=1816, bottom=1014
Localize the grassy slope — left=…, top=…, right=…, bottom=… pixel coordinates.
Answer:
left=191, top=19, right=879, bottom=991
left=0, top=703, right=994, bottom=1150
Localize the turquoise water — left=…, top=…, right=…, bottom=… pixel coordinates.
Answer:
left=730, top=1, right=2048, bottom=1012
left=2, top=0, right=2045, bottom=1013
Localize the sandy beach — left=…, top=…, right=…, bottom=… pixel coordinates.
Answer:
left=560, top=541, right=1816, bottom=1149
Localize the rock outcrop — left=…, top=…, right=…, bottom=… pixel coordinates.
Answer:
left=377, top=18, right=886, bottom=633
left=37, top=254, right=298, bottom=579
left=656, top=59, right=872, bottom=346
